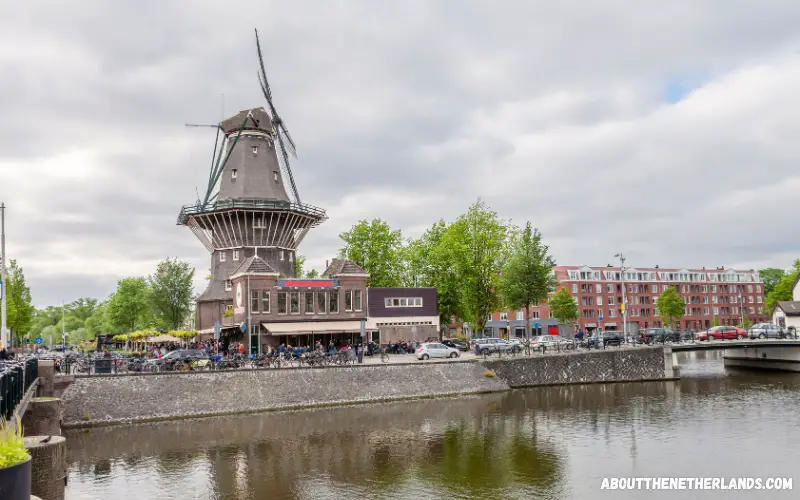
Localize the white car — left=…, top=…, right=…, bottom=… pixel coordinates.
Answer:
left=530, top=335, right=571, bottom=349
left=416, top=342, right=460, bottom=360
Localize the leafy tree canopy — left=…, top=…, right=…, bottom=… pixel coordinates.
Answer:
left=338, top=218, right=404, bottom=287
left=148, top=258, right=195, bottom=331
left=548, top=288, right=578, bottom=326
left=657, top=286, right=686, bottom=328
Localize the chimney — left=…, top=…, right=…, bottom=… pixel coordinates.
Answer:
left=325, top=260, right=329, bottom=270
left=655, top=265, right=659, bottom=269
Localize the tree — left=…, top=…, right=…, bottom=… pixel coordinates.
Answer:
left=712, top=315, right=721, bottom=327
left=106, top=277, right=152, bottom=332
left=338, top=218, right=404, bottom=287
left=500, top=223, right=557, bottom=340
left=443, top=200, right=508, bottom=335
left=5, top=260, right=34, bottom=346
left=84, top=301, right=112, bottom=336
left=764, top=260, right=800, bottom=313
left=404, top=220, right=461, bottom=329
left=295, top=255, right=306, bottom=277
left=548, top=288, right=578, bottom=333
left=306, top=269, right=320, bottom=278
left=657, top=286, right=686, bottom=329
left=759, top=268, right=786, bottom=297
left=148, top=258, right=195, bottom=331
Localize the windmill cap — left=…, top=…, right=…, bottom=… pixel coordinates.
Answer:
left=220, top=107, right=273, bottom=135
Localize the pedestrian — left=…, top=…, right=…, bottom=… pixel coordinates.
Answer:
left=356, top=344, right=364, bottom=364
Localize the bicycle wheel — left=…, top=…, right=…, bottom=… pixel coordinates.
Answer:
left=381, top=352, right=389, bottom=363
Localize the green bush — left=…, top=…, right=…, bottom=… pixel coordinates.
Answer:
left=0, top=417, right=29, bottom=468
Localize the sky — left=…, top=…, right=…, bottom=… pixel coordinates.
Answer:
left=2, top=0, right=800, bottom=307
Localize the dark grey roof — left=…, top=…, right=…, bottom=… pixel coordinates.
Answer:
left=220, top=107, right=273, bottom=135
left=776, top=301, right=800, bottom=316
left=233, top=256, right=278, bottom=276
left=322, top=258, right=369, bottom=277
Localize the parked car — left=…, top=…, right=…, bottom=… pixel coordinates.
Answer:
left=587, top=331, right=622, bottom=348
left=748, top=323, right=786, bottom=339
left=441, top=339, right=470, bottom=352
left=475, top=337, right=519, bottom=355
left=530, top=335, right=571, bottom=350
left=696, top=326, right=746, bottom=341
left=416, top=342, right=460, bottom=360
left=639, top=328, right=691, bottom=343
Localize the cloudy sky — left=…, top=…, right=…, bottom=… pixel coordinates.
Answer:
left=2, top=1, right=800, bottom=307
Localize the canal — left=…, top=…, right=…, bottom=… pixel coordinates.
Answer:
left=64, top=351, right=799, bottom=499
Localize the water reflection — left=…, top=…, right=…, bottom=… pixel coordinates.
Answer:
left=66, top=351, right=800, bottom=500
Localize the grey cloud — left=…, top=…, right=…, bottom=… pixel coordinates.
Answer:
left=3, top=0, right=800, bottom=306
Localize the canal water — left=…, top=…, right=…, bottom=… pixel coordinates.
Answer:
left=64, top=351, right=799, bottom=499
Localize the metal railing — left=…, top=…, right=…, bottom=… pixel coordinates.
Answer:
left=0, top=357, right=38, bottom=421
left=177, top=199, right=327, bottom=224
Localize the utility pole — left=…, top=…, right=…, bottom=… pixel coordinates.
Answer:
left=615, top=253, right=627, bottom=344
left=1, top=202, right=7, bottom=349
left=62, top=300, right=66, bottom=347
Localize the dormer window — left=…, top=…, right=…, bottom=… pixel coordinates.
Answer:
left=273, top=171, right=279, bottom=182
left=251, top=146, right=258, bottom=156
left=219, top=252, right=226, bottom=262
left=231, top=169, right=237, bottom=180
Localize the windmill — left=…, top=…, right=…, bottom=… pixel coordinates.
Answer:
left=177, top=28, right=327, bottom=333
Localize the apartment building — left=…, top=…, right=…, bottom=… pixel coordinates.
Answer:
left=486, top=265, right=767, bottom=337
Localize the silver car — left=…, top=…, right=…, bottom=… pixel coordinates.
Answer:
left=748, top=323, right=786, bottom=339
left=475, top=337, right=519, bottom=355
left=416, top=342, right=460, bottom=360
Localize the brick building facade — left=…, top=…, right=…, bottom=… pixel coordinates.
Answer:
left=488, top=265, right=767, bottom=336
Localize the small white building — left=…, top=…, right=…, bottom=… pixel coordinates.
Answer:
left=772, top=274, right=800, bottom=330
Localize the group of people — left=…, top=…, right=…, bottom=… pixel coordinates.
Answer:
left=385, top=340, right=420, bottom=355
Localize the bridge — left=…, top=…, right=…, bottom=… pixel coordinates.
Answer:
left=670, top=339, right=800, bottom=352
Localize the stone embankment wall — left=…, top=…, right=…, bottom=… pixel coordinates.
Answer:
left=62, top=361, right=509, bottom=427
left=483, top=346, right=673, bottom=388
left=60, top=347, right=674, bottom=427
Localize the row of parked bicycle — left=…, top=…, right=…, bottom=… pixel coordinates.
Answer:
left=41, top=348, right=390, bottom=375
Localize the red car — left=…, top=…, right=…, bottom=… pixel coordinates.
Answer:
left=696, top=326, right=747, bottom=341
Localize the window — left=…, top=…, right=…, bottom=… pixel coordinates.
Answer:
left=703, top=296, right=709, bottom=304
left=531, top=311, right=540, bottom=319
left=280, top=251, right=285, bottom=261
left=702, top=285, right=708, bottom=292
left=251, top=145, right=258, bottom=156
left=487, top=314, right=492, bottom=322
left=712, top=296, right=718, bottom=304
left=516, top=311, right=524, bottom=321
left=608, top=296, right=615, bottom=305
left=609, top=309, right=615, bottom=318
left=568, top=271, right=578, bottom=280
left=662, top=285, right=668, bottom=292
left=713, top=307, right=719, bottom=315
left=345, top=290, right=353, bottom=311
left=385, top=297, right=423, bottom=307
left=748, top=296, right=753, bottom=303
left=757, top=296, right=762, bottom=304
left=499, top=312, right=508, bottom=321
left=219, top=252, right=227, bottom=262
left=232, top=169, right=238, bottom=180
left=317, top=291, right=327, bottom=314
left=304, top=292, right=314, bottom=314
left=253, top=217, right=265, bottom=228
left=224, top=280, right=232, bottom=291
left=597, top=296, right=603, bottom=306
left=273, top=171, right=279, bottom=182
left=606, top=284, right=613, bottom=293
left=747, top=285, right=753, bottom=293
left=749, top=307, right=755, bottom=314
left=704, top=307, right=709, bottom=315
left=290, top=292, right=300, bottom=314
left=712, top=285, right=717, bottom=293
left=595, top=284, right=602, bottom=293
left=354, top=290, right=363, bottom=311
left=756, top=285, right=762, bottom=293
left=233, top=249, right=240, bottom=261
left=262, top=291, right=270, bottom=313
left=651, top=284, right=658, bottom=293
left=572, top=284, right=578, bottom=293
left=250, top=290, right=260, bottom=313
left=329, top=291, right=339, bottom=314
left=277, top=292, right=288, bottom=314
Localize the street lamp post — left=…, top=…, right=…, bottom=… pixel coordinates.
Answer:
left=739, top=293, right=745, bottom=328
left=615, top=253, right=627, bottom=344
left=1, top=202, right=7, bottom=349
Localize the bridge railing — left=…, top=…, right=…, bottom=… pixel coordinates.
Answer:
left=0, top=356, right=38, bottom=421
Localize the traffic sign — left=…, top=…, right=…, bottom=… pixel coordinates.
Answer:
left=620, top=303, right=626, bottom=313
left=25, top=338, right=30, bottom=345
left=213, top=321, right=221, bottom=340
left=598, top=314, right=604, bottom=322
left=240, top=322, right=247, bottom=333
left=34, top=337, right=43, bottom=345
left=534, top=322, right=540, bottom=329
